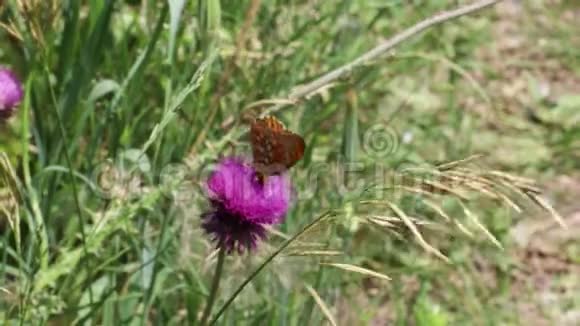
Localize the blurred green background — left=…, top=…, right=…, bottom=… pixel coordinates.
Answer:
left=1, top=0, right=579, bottom=325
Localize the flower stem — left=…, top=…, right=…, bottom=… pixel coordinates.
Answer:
left=208, top=211, right=333, bottom=325
left=200, top=246, right=227, bottom=326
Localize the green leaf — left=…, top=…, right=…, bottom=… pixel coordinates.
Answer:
left=120, top=148, right=151, bottom=173
left=168, top=0, right=187, bottom=61
left=542, top=94, right=580, bottom=127
left=472, top=131, right=551, bottom=167
left=341, top=91, right=360, bottom=163
left=88, top=79, right=120, bottom=102
left=206, top=0, right=222, bottom=33
left=414, top=298, right=449, bottom=326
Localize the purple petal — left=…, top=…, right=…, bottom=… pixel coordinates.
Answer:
left=206, top=157, right=292, bottom=224
left=0, top=68, right=23, bottom=119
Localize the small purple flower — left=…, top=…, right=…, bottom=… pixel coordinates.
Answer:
left=0, top=68, right=23, bottom=120
left=202, top=157, right=292, bottom=253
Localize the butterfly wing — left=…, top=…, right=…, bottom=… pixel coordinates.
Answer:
left=250, top=116, right=305, bottom=176
left=276, top=132, right=305, bottom=169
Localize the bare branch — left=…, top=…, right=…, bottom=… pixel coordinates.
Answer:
left=263, top=0, right=503, bottom=116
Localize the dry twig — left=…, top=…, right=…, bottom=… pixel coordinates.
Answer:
left=262, top=0, right=503, bottom=116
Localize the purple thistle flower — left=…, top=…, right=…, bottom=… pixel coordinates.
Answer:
left=0, top=68, right=23, bottom=120
left=202, top=157, right=292, bottom=254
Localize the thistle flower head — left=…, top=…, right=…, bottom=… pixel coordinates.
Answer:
left=0, top=68, right=23, bottom=120
left=202, top=157, right=292, bottom=253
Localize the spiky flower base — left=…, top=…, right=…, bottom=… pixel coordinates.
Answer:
left=202, top=201, right=268, bottom=254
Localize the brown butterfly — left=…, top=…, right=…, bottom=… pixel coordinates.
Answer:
left=250, top=116, right=305, bottom=180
